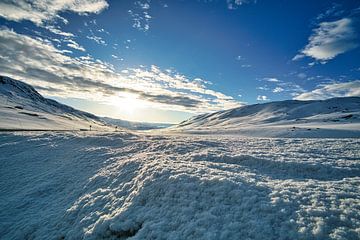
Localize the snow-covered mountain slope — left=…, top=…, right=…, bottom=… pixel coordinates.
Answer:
left=0, top=76, right=110, bottom=131
left=1, top=132, right=359, bottom=239
left=101, top=117, right=173, bottom=130
left=169, top=97, right=360, bottom=138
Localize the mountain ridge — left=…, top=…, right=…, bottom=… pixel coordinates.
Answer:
left=0, top=75, right=110, bottom=130
left=170, top=96, right=360, bottom=138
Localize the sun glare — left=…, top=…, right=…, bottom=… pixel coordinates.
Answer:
left=109, top=93, right=145, bottom=116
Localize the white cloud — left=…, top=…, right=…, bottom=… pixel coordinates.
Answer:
left=257, top=95, right=269, bottom=101
left=316, top=3, right=344, bottom=21
left=0, top=0, right=108, bottom=26
left=263, top=77, right=280, bottom=82
left=293, top=18, right=358, bottom=61
left=45, top=26, right=74, bottom=37
left=137, top=1, right=150, bottom=10
left=241, top=64, right=251, bottom=68
left=256, top=86, right=269, bottom=91
left=294, top=80, right=360, bottom=100
left=297, top=73, right=307, bottom=79
left=0, top=29, right=242, bottom=113
left=66, top=39, right=85, bottom=52
left=86, top=35, right=107, bottom=46
left=129, top=1, right=152, bottom=32
left=272, top=87, right=284, bottom=93
left=258, top=77, right=305, bottom=97
left=277, top=82, right=306, bottom=97
left=227, top=0, right=255, bottom=10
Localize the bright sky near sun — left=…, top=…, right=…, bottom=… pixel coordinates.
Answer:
left=0, top=0, right=359, bottom=123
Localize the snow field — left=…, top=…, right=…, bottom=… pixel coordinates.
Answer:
left=0, top=132, right=359, bottom=239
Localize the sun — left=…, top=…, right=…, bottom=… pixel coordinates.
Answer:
left=109, top=93, right=145, bottom=116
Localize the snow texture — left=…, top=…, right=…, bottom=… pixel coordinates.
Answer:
left=1, top=132, right=359, bottom=239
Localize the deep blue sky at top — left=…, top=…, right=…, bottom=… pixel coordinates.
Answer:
left=69, top=0, right=360, bottom=101
left=0, top=0, right=359, bottom=123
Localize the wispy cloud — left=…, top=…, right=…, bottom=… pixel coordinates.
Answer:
left=66, top=39, right=86, bottom=52
left=111, top=54, right=123, bottom=61
left=86, top=35, right=107, bottom=46
left=227, top=0, right=256, bottom=10
left=277, top=82, right=305, bottom=97
left=0, top=0, right=109, bottom=51
left=293, top=18, right=358, bottom=62
left=257, top=95, right=269, bottom=101
left=294, top=80, right=360, bottom=100
left=0, top=29, right=241, bottom=113
left=258, top=77, right=305, bottom=97
left=263, top=77, right=280, bottom=82
left=129, top=1, right=152, bottom=31
left=0, top=0, right=108, bottom=26
left=272, top=87, right=284, bottom=93
left=297, top=73, right=307, bottom=79
left=241, top=64, right=252, bottom=68
left=84, top=20, right=109, bottom=46
left=256, top=86, right=269, bottom=91
left=315, top=3, right=344, bottom=21
left=235, top=55, right=252, bottom=67
left=45, top=25, right=74, bottom=37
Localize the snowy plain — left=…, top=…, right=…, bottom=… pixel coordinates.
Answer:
left=1, top=131, right=359, bottom=240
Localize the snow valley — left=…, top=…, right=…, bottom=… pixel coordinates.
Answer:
left=0, top=76, right=360, bottom=239
left=1, top=75, right=359, bottom=138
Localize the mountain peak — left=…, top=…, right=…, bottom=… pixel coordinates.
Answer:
left=0, top=75, right=45, bottom=102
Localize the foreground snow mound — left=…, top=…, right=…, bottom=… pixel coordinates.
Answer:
left=1, top=132, right=359, bottom=239
left=170, top=97, right=360, bottom=138
left=0, top=76, right=109, bottom=131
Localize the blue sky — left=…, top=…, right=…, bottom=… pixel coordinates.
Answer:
left=0, top=0, right=359, bottom=123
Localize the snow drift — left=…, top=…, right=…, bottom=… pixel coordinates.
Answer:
left=0, top=132, right=359, bottom=239
left=170, top=97, right=360, bottom=138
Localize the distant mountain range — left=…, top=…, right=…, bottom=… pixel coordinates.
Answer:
left=101, top=117, right=173, bottom=131
left=1, top=75, right=359, bottom=137
left=170, top=97, right=360, bottom=138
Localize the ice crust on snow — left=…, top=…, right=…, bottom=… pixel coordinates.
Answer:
left=1, top=132, right=359, bottom=239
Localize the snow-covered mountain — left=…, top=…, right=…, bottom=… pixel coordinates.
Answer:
left=0, top=75, right=110, bottom=131
left=170, top=97, right=360, bottom=138
left=101, top=117, right=173, bottom=130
